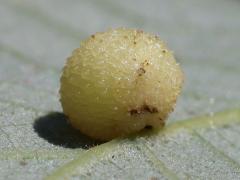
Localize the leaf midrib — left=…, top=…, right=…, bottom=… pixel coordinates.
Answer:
left=46, top=108, right=240, bottom=179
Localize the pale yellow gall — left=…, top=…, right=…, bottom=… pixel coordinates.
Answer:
left=60, top=28, right=184, bottom=141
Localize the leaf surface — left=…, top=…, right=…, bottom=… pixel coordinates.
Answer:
left=47, top=109, right=240, bottom=179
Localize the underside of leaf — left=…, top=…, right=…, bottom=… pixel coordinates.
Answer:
left=46, top=109, right=240, bottom=180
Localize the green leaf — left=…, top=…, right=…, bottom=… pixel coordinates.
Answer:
left=0, top=0, right=240, bottom=179
left=46, top=109, right=240, bottom=179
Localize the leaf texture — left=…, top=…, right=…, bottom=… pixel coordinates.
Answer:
left=47, top=109, right=240, bottom=179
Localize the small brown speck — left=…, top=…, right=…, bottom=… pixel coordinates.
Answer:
left=134, top=41, right=137, bottom=45
left=143, top=104, right=158, bottom=113
left=112, top=155, right=115, bottom=159
left=129, top=109, right=139, bottom=115
left=141, top=59, right=149, bottom=66
left=145, top=125, right=153, bottom=129
left=158, top=118, right=165, bottom=126
left=133, top=58, right=136, bottom=61
left=137, top=67, right=146, bottom=76
left=129, top=104, right=158, bottom=116
left=124, top=35, right=128, bottom=39
left=162, top=49, right=167, bottom=53
left=91, top=35, right=95, bottom=39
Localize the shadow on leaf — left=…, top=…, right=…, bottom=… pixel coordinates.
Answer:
left=33, top=112, right=103, bottom=149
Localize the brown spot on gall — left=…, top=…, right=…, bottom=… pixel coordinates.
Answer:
left=145, top=125, right=153, bottom=129
left=137, top=67, right=146, bottom=76
left=162, top=49, right=167, bottom=53
left=129, top=104, right=158, bottom=116
left=129, top=109, right=138, bottom=115
left=142, top=104, right=158, bottom=113
left=141, top=59, right=150, bottom=66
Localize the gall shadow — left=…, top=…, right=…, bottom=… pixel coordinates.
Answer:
left=33, top=112, right=103, bottom=149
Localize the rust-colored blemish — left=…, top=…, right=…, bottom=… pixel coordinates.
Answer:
left=91, top=35, right=95, bottom=38
left=141, top=59, right=149, bottom=66
left=143, top=104, right=158, bottom=113
left=137, top=67, right=146, bottom=76
left=136, top=59, right=150, bottom=77
left=129, top=104, right=158, bottom=116
left=129, top=109, right=139, bottom=115
left=145, top=125, right=153, bottom=129
left=158, top=117, right=163, bottom=121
